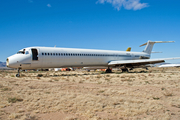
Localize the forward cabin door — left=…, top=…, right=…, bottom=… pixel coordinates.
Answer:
left=31, top=48, right=42, bottom=69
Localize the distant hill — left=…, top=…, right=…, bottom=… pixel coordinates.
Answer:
left=0, top=62, right=6, bottom=67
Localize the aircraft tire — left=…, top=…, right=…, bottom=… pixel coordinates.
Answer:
left=16, top=74, right=20, bottom=77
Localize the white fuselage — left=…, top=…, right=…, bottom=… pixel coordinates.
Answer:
left=7, top=47, right=150, bottom=70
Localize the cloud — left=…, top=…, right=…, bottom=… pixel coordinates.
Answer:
left=47, top=4, right=51, bottom=7
left=96, top=0, right=148, bottom=11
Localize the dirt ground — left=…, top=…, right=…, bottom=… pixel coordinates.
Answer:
left=0, top=67, right=180, bottom=120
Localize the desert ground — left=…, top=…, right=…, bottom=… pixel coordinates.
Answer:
left=0, top=67, right=180, bottom=120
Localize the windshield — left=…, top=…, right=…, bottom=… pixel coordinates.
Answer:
left=17, top=49, right=25, bottom=54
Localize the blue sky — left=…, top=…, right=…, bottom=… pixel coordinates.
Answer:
left=0, top=0, right=180, bottom=63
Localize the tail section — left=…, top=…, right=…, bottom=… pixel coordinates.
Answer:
left=140, top=40, right=174, bottom=54
left=126, top=47, right=131, bottom=52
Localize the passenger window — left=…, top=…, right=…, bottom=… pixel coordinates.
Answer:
left=42, top=53, right=44, bottom=55
left=45, top=53, right=47, bottom=55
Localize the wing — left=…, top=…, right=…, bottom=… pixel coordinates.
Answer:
left=108, top=58, right=180, bottom=67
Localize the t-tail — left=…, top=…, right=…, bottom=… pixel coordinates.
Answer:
left=140, top=40, right=175, bottom=55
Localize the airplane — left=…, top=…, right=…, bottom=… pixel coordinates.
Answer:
left=6, top=40, right=180, bottom=77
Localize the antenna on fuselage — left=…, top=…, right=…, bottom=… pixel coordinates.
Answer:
left=54, top=45, right=56, bottom=48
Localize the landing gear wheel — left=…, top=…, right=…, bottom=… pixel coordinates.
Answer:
left=16, top=74, right=20, bottom=77
left=106, top=69, right=112, bottom=73
left=16, top=68, right=21, bottom=77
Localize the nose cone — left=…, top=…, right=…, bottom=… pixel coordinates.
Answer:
left=6, top=55, right=21, bottom=69
left=6, top=58, right=9, bottom=67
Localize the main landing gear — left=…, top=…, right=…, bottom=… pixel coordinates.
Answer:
left=121, top=68, right=129, bottom=73
left=16, top=68, right=20, bottom=77
left=106, top=68, right=112, bottom=73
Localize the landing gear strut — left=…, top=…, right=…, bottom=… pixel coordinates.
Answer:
left=16, top=69, right=20, bottom=77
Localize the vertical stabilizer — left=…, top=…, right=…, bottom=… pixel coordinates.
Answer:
left=126, top=47, right=131, bottom=52
left=140, top=40, right=174, bottom=54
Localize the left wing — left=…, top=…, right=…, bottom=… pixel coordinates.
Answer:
left=108, top=58, right=180, bottom=67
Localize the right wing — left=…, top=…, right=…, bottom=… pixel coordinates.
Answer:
left=108, top=57, right=180, bottom=67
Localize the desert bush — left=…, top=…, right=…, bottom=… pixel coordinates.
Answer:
left=37, top=74, right=43, bottom=77
left=153, top=97, right=160, bottom=100
left=101, top=71, right=106, bottom=74
left=8, top=97, right=23, bottom=103
left=106, top=75, right=110, bottom=77
left=2, top=87, right=11, bottom=91
left=11, top=75, right=15, bottom=77
left=96, top=75, right=101, bottom=78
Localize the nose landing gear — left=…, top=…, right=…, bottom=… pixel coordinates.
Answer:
left=16, top=68, right=21, bottom=77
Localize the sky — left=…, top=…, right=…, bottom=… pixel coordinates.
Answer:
left=0, top=0, right=180, bottom=63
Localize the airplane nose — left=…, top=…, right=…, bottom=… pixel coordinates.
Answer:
left=6, top=56, right=19, bottom=68
left=6, top=58, right=9, bottom=67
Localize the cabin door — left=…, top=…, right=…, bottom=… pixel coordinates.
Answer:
left=31, top=48, right=41, bottom=68
left=32, top=49, right=38, bottom=61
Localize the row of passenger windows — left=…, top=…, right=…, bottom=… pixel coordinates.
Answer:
left=41, top=53, right=132, bottom=57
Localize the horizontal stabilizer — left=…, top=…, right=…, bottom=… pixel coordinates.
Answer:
left=139, top=40, right=175, bottom=54
left=152, top=51, right=162, bottom=53
left=140, top=41, right=175, bottom=47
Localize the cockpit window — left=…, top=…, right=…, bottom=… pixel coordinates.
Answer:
left=25, top=51, right=29, bottom=54
left=17, top=49, right=25, bottom=54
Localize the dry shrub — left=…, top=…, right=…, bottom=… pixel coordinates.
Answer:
left=8, top=113, right=22, bottom=119
left=129, top=75, right=135, bottom=78
left=11, top=75, right=15, bottom=77
left=2, top=87, right=11, bottom=91
left=8, top=97, right=23, bottom=103
left=37, top=74, right=43, bottom=77
left=29, top=86, right=36, bottom=89
left=96, top=75, right=101, bottom=78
